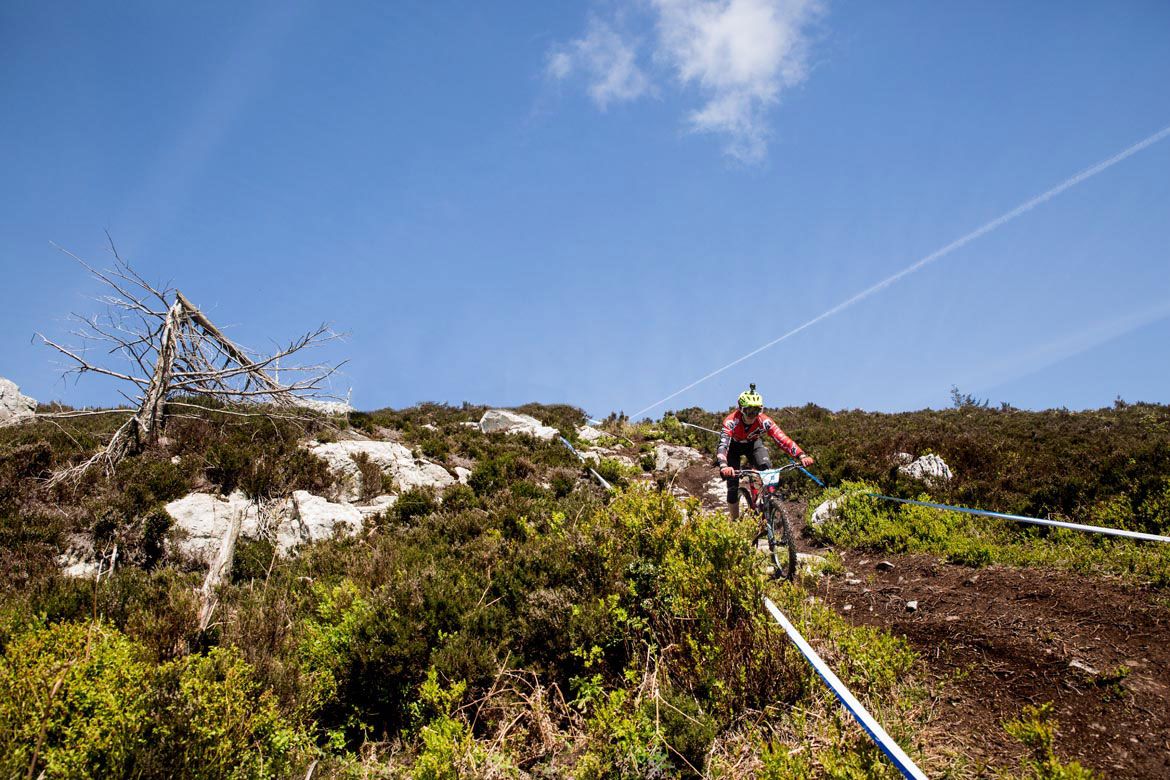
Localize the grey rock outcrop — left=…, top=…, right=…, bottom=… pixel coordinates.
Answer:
left=297, top=398, right=355, bottom=416
left=56, top=536, right=101, bottom=579
left=165, top=491, right=261, bottom=564
left=576, top=425, right=608, bottom=443
left=582, top=448, right=636, bottom=468
left=307, top=440, right=454, bottom=501
left=478, top=410, right=559, bottom=441
left=809, top=495, right=846, bottom=527
left=164, top=489, right=368, bottom=564
left=0, top=378, right=36, bottom=427
left=898, top=454, right=953, bottom=485
left=287, top=491, right=363, bottom=548
left=654, top=444, right=704, bottom=473
left=356, top=494, right=397, bottom=518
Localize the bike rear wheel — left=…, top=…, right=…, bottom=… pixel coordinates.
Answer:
left=764, top=501, right=797, bottom=581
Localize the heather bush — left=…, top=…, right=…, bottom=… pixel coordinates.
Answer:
left=0, top=620, right=152, bottom=779
left=0, top=619, right=311, bottom=779
left=4, top=398, right=1161, bottom=775
left=808, top=481, right=1170, bottom=582
left=140, top=646, right=311, bottom=778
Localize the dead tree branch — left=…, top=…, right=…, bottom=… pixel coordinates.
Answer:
left=40, top=249, right=348, bottom=484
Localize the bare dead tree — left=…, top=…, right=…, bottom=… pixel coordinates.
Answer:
left=38, top=240, right=348, bottom=483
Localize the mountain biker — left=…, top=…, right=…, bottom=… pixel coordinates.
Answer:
left=717, top=384, right=814, bottom=520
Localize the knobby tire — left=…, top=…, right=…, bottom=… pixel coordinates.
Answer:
left=764, top=500, right=797, bottom=582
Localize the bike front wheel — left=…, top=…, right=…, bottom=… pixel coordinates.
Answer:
left=764, top=501, right=797, bottom=581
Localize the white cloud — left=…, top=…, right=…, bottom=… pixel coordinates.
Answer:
left=547, top=0, right=823, bottom=161
left=547, top=18, right=651, bottom=110
left=653, top=0, right=821, bottom=161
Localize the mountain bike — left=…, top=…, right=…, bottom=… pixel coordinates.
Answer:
left=735, top=464, right=800, bottom=581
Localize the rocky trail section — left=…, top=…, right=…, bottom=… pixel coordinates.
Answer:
left=814, top=550, right=1170, bottom=778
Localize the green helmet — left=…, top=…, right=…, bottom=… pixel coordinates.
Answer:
left=737, top=384, right=763, bottom=409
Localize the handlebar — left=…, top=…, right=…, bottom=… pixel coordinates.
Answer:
left=732, top=463, right=801, bottom=478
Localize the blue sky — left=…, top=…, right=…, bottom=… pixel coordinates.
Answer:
left=2, top=1, right=1168, bottom=419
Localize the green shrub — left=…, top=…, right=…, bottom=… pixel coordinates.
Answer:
left=1003, top=703, right=1098, bottom=779
left=441, top=483, right=479, bottom=512
left=0, top=441, right=52, bottom=513
left=112, top=455, right=190, bottom=517
left=232, top=536, right=277, bottom=583
left=592, top=458, right=632, bottom=487
left=200, top=423, right=331, bottom=500
left=141, top=646, right=310, bottom=779
left=403, top=668, right=515, bottom=780
left=0, top=620, right=152, bottom=779
left=549, top=468, right=577, bottom=498
left=349, top=452, right=386, bottom=501
left=809, top=481, right=1170, bottom=582
left=140, top=505, right=172, bottom=569
left=468, top=454, right=532, bottom=496
left=395, top=487, right=439, bottom=523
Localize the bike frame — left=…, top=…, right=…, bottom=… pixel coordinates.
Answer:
left=734, top=463, right=802, bottom=580
left=734, top=463, right=801, bottom=510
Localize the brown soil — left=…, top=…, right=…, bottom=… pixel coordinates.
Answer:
left=810, top=547, right=1170, bottom=778
left=646, top=460, right=1170, bottom=776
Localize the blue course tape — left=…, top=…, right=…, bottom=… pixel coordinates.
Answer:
left=763, top=597, right=930, bottom=780
left=867, top=494, right=1170, bottom=544
left=791, top=460, right=826, bottom=488
left=669, top=418, right=1166, bottom=544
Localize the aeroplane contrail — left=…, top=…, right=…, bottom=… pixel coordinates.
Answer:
left=631, top=123, right=1170, bottom=419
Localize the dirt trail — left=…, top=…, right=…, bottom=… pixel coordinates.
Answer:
left=663, top=462, right=1170, bottom=777
left=810, top=550, right=1170, bottom=777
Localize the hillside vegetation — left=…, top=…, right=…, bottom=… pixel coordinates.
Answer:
left=2, top=399, right=1166, bottom=777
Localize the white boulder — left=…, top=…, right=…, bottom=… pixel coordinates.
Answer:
left=0, top=378, right=36, bottom=427
left=654, top=444, right=704, bottom=473
left=286, top=491, right=363, bottom=550
left=307, top=440, right=454, bottom=501
left=296, top=398, right=354, bottom=416
left=56, top=539, right=101, bottom=579
left=454, top=466, right=472, bottom=484
left=356, top=494, right=397, bottom=519
left=60, top=558, right=102, bottom=579
left=898, top=454, right=953, bottom=485
left=809, top=495, right=846, bottom=527
left=582, top=449, right=636, bottom=468
left=165, top=491, right=260, bottom=564
left=576, top=425, right=608, bottom=443
left=478, top=410, right=560, bottom=441
left=164, top=489, right=370, bottom=563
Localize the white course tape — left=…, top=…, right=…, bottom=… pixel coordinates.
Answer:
left=676, top=419, right=721, bottom=435
left=872, top=495, right=1170, bottom=544
left=763, top=597, right=929, bottom=780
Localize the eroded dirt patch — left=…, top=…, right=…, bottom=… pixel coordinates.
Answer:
left=628, top=465, right=1170, bottom=776
left=815, top=551, right=1170, bottom=778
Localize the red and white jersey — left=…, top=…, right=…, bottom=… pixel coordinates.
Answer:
left=716, top=410, right=803, bottom=463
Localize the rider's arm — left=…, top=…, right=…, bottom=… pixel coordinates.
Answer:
left=716, top=415, right=734, bottom=467
left=762, top=416, right=804, bottom=459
